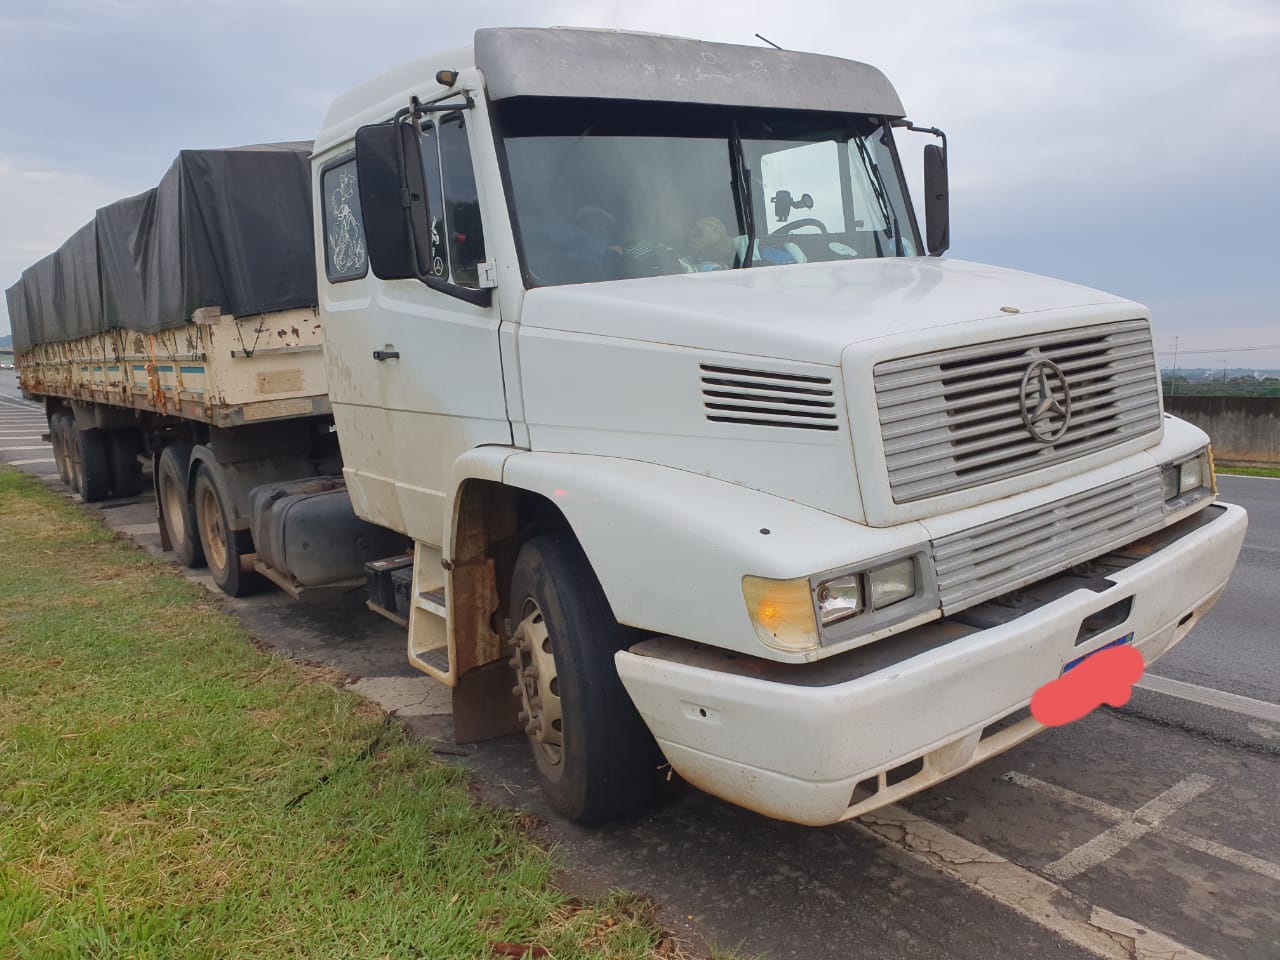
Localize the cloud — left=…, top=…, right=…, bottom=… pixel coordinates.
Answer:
left=2, top=0, right=1277, bottom=355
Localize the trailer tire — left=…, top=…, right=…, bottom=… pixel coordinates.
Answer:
left=76, top=428, right=113, bottom=502
left=108, top=429, right=145, bottom=498
left=57, top=417, right=81, bottom=492
left=50, top=414, right=73, bottom=486
left=507, top=534, right=658, bottom=823
left=194, top=464, right=259, bottom=597
left=158, top=445, right=205, bottom=568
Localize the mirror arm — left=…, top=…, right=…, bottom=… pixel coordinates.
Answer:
left=892, top=119, right=947, bottom=162
left=405, top=94, right=475, bottom=121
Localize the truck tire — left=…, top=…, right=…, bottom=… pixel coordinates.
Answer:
left=75, top=428, right=113, bottom=502
left=158, top=445, right=205, bottom=568
left=50, top=413, right=72, bottom=486
left=58, top=417, right=81, bottom=493
left=108, top=429, right=145, bottom=498
left=507, top=534, right=659, bottom=823
left=193, top=464, right=260, bottom=597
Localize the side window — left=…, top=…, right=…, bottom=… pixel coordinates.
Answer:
left=321, top=158, right=368, bottom=282
left=439, top=115, right=485, bottom=287
left=419, top=114, right=486, bottom=289
left=420, top=124, right=448, bottom=280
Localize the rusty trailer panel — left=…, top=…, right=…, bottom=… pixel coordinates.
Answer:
left=17, top=307, right=330, bottom=426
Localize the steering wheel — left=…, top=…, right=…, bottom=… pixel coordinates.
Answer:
left=772, top=218, right=828, bottom=235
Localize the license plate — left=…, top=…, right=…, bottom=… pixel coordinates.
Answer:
left=1062, top=632, right=1135, bottom=674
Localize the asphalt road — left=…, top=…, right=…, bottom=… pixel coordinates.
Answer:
left=3, top=367, right=1277, bottom=960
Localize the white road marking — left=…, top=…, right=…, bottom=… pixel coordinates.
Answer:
left=8, top=458, right=55, bottom=466
left=1043, top=775, right=1212, bottom=880
left=0, top=436, right=43, bottom=441
left=0, top=445, right=51, bottom=452
left=855, top=806, right=1216, bottom=960
left=1136, top=673, right=1280, bottom=724
left=1216, top=473, right=1280, bottom=482
left=1005, top=772, right=1280, bottom=882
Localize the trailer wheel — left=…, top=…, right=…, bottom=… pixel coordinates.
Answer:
left=194, top=464, right=258, bottom=597
left=75, top=428, right=112, bottom=503
left=59, top=418, right=82, bottom=493
left=108, top=429, right=144, bottom=498
left=157, top=445, right=205, bottom=568
left=507, top=535, right=658, bottom=823
left=50, top=414, right=72, bottom=486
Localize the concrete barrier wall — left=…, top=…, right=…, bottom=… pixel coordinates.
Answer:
left=1164, top=395, right=1280, bottom=465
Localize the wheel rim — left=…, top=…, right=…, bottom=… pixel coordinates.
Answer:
left=67, top=433, right=82, bottom=491
left=510, top=598, right=564, bottom=766
left=52, top=430, right=67, bottom=479
left=198, top=485, right=228, bottom=574
left=163, top=474, right=188, bottom=545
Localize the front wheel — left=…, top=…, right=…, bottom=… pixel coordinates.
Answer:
left=507, top=535, right=659, bottom=823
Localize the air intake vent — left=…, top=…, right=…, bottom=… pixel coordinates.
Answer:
left=700, top=364, right=839, bottom=432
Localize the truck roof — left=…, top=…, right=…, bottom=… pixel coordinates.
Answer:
left=315, top=27, right=904, bottom=153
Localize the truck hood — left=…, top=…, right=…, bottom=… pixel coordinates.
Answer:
left=518, top=257, right=1139, bottom=365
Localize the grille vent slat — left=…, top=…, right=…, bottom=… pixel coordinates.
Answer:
left=932, top=471, right=1165, bottom=612
left=701, top=364, right=838, bottom=432
left=874, top=319, right=1161, bottom=503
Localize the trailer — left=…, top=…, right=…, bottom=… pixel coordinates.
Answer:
left=8, top=28, right=1249, bottom=827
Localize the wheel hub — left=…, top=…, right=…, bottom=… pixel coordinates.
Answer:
left=163, top=478, right=186, bottom=543
left=199, top=487, right=227, bottom=572
left=509, top=599, right=563, bottom=766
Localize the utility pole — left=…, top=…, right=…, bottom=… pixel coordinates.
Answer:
left=1171, top=336, right=1179, bottom=397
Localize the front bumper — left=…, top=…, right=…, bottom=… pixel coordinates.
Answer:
left=616, top=502, right=1247, bottom=826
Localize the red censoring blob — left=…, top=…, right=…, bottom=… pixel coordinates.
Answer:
left=1031, top=644, right=1145, bottom=727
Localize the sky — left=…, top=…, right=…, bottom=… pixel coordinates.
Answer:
left=1, top=0, right=1278, bottom=367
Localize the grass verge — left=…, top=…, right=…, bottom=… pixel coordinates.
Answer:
left=1216, top=465, right=1280, bottom=479
left=0, top=467, right=684, bottom=959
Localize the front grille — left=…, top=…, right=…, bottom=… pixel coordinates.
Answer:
left=874, top=319, right=1161, bottom=502
left=932, top=471, right=1165, bottom=613
left=700, top=364, right=839, bottom=432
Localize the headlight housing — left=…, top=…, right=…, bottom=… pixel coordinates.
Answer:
left=1160, top=447, right=1213, bottom=510
left=744, top=550, right=938, bottom=655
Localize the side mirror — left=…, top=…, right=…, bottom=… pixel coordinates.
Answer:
left=923, top=143, right=950, bottom=256
left=355, top=119, right=433, bottom=280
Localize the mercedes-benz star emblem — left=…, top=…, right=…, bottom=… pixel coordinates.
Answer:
left=1019, top=359, right=1072, bottom=443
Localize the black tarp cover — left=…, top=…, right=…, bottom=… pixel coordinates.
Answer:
left=5, top=141, right=316, bottom=351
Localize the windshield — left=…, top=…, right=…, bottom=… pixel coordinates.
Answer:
left=498, top=98, right=918, bottom=288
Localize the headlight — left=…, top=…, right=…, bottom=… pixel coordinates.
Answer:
left=744, top=551, right=935, bottom=654
left=814, top=555, right=922, bottom=626
left=1160, top=448, right=1212, bottom=506
left=815, top=574, right=862, bottom=625
left=869, top=556, right=917, bottom=610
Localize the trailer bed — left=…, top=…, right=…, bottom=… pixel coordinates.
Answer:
left=18, top=306, right=329, bottom=427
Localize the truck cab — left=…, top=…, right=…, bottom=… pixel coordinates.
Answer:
left=312, top=27, right=1247, bottom=825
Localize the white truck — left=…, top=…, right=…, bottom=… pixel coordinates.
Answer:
left=11, top=28, right=1247, bottom=826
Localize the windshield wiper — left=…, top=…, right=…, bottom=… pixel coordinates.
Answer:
left=729, top=117, right=756, bottom=268
left=854, top=132, right=904, bottom=256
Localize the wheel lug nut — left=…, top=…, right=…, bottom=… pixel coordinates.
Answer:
left=529, top=696, right=542, bottom=709
left=511, top=685, right=524, bottom=698
left=517, top=710, right=530, bottom=723
left=524, top=721, right=538, bottom=735
left=523, top=666, right=537, bottom=678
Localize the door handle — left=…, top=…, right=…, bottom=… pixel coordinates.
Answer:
left=372, top=348, right=400, bottom=361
